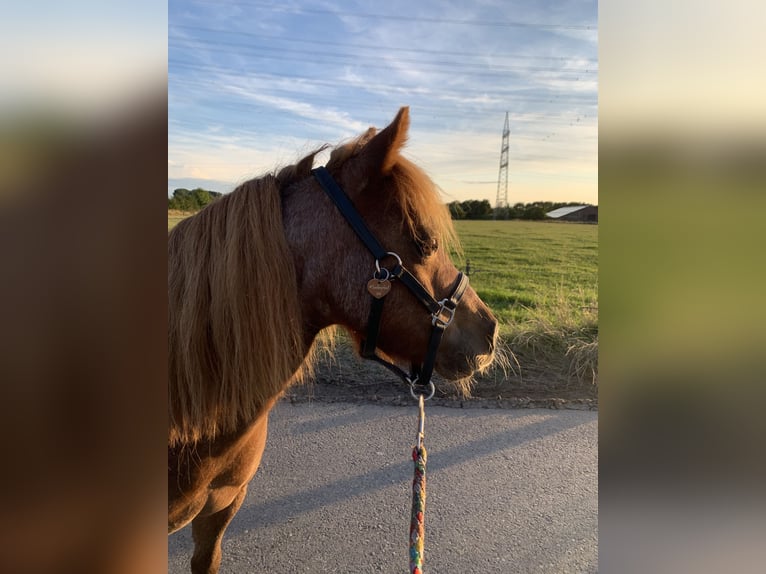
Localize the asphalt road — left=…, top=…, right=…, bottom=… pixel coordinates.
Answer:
left=169, top=401, right=598, bottom=573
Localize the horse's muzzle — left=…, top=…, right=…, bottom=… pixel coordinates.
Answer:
left=435, top=302, right=498, bottom=380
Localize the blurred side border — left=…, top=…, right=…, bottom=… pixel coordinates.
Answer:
left=600, top=0, right=766, bottom=572
left=0, top=2, right=167, bottom=573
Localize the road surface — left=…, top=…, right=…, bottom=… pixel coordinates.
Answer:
left=169, top=401, right=597, bottom=573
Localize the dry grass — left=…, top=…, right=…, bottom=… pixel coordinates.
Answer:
left=506, top=291, right=598, bottom=389
left=168, top=211, right=193, bottom=231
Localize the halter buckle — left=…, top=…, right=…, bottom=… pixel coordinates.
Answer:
left=431, top=299, right=456, bottom=328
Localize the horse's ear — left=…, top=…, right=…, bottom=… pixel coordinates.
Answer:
left=359, top=107, right=410, bottom=175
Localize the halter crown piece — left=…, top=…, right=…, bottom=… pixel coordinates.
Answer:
left=312, top=167, right=469, bottom=398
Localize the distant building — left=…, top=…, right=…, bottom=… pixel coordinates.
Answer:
left=546, top=205, right=598, bottom=223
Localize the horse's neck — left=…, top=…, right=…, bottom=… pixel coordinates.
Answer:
left=282, top=181, right=336, bottom=336
left=282, top=176, right=373, bottom=343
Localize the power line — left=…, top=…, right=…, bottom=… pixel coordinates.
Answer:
left=169, top=36, right=596, bottom=77
left=168, top=57, right=592, bottom=95
left=168, top=68, right=597, bottom=134
left=191, top=1, right=595, bottom=31
left=171, top=24, right=598, bottom=66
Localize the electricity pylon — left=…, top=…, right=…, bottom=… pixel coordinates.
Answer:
left=494, top=112, right=510, bottom=218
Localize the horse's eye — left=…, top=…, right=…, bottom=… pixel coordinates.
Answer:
left=416, top=237, right=438, bottom=258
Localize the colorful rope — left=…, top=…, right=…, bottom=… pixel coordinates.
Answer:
left=409, top=395, right=427, bottom=574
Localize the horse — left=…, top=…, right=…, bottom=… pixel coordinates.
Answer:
left=168, top=107, right=498, bottom=573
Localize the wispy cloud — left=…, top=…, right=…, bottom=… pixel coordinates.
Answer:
left=169, top=0, right=598, bottom=204
left=216, top=79, right=368, bottom=134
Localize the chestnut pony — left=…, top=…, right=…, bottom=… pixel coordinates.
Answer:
left=168, top=108, right=497, bottom=573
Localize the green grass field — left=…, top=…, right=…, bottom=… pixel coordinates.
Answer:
left=452, top=220, right=598, bottom=390
left=452, top=220, right=597, bottom=331
left=169, top=213, right=598, bottom=390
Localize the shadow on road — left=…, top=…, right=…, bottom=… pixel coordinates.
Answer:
left=223, top=406, right=590, bottom=537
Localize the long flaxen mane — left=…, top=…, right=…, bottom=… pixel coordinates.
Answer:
left=168, top=169, right=310, bottom=447
left=168, top=119, right=458, bottom=446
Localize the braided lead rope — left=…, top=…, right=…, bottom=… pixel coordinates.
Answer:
left=409, top=394, right=427, bottom=574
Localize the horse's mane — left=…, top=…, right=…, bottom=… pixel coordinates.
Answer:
left=168, top=126, right=456, bottom=446
left=168, top=169, right=309, bottom=446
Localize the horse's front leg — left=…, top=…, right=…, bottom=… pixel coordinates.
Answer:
left=190, top=485, right=247, bottom=574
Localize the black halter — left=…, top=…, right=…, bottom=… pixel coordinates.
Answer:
left=312, top=166, right=469, bottom=398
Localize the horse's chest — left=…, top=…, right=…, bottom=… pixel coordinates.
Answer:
left=168, top=413, right=270, bottom=529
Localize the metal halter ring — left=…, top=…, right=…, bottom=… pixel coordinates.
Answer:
left=373, top=267, right=391, bottom=281
left=375, top=251, right=403, bottom=274
left=410, top=380, right=436, bottom=401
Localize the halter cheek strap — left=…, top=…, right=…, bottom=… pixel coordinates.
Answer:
left=312, top=166, right=468, bottom=395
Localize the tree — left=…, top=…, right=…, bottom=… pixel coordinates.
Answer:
left=448, top=201, right=466, bottom=220
left=192, top=188, right=212, bottom=208
left=521, top=204, right=546, bottom=220
left=446, top=198, right=596, bottom=220
left=168, top=187, right=222, bottom=211
left=460, top=199, right=492, bottom=219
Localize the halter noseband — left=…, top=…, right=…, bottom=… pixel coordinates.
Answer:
left=312, top=166, right=469, bottom=398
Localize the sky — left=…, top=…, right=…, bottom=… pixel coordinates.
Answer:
left=169, top=0, right=597, bottom=205
left=2, top=1, right=166, bottom=114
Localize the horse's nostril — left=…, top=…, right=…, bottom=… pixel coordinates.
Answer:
left=486, top=321, right=499, bottom=355
left=487, top=317, right=498, bottom=339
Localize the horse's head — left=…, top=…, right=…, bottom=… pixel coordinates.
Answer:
left=282, top=107, right=497, bottom=387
